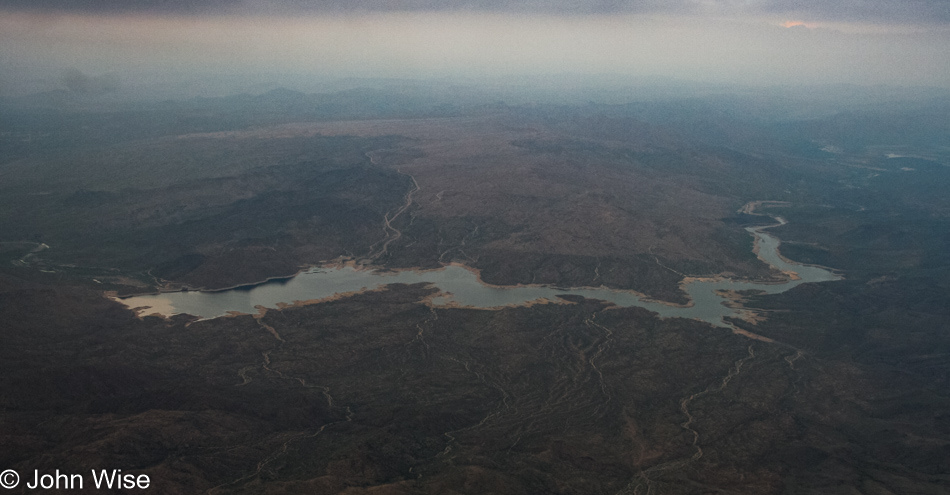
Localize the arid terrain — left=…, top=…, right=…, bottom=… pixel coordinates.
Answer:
left=1, top=86, right=949, bottom=493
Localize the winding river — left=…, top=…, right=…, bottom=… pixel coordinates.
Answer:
left=118, top=207, right=840, bottom=328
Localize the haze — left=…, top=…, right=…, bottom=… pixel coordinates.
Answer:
left=1, top=1, right=949, bottom=97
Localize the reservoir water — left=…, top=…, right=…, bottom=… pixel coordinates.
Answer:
left=118, top=218, right=840, bottom=328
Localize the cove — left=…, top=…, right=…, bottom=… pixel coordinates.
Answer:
left=117, top=212, right=841, bottom=328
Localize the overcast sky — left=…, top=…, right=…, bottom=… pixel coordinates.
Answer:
left=1, top=0, right=949, bottom=96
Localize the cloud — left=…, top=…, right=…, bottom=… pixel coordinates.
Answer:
left=2, top=8, right=948, bottom=89
left=0, top=0, right=948, bottom=25
left=759, top=0, right=950, bottom=25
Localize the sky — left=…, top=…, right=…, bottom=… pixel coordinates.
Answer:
left=1, top=0, right=949, bottom=96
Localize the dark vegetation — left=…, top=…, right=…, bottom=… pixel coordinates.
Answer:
left=1, top=84, right=949, bottom=493
left=0, top=134, right=409, bottom=291
left=5, top=281, right=946, bottom=494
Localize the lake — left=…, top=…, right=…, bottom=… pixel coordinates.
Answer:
left=117, top=216, right=841, bottom=328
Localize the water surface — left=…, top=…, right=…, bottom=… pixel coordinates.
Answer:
left=119, top=222, right=840, bottom=327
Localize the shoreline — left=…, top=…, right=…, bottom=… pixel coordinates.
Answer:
left=113, top=200, right=843, bottom=326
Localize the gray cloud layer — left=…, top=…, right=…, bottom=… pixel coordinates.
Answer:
left=1, top=0, right=949, bottom=24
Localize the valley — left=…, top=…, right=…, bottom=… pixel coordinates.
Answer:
left=1, top=86, right=948, bottom=494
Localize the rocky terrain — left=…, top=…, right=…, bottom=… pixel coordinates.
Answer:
left=1, top=87, right=949, bottom=493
